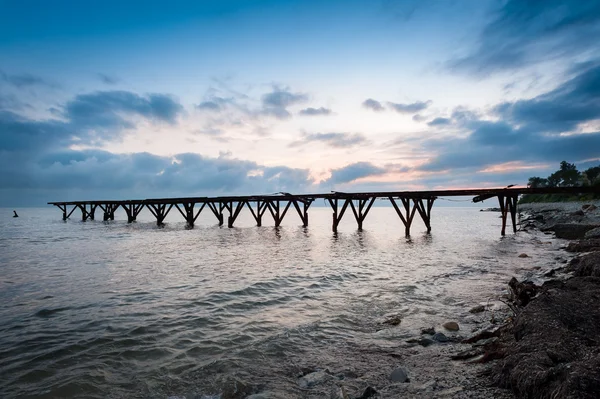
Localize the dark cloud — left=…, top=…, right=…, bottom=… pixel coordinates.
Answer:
left=420, top=64, right=600, bottom=171
left=63, top=91, right=183, bottom=133
left=299, top=107, right=332, bottom=116
left=262, top=87, right=308, bottom=108
left=289, top=132, right=367, bottom=149
left=0, top=70, right=54, bottom=88
left=321, top=162, right=386, bottom=185
left=387, top=100, right=431, bottom=114
left=97, top=73, right=120, bottom=85
left=195, top=96, right=237, bottom=112
left=362, top=98, right=384, bottom=112
left=427, top=117, right=451, bottom=126
left=261, top=86, right=308, bottom=120
left=449, top=0, right=600, bottom=75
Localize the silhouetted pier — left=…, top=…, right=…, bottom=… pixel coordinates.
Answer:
left=49, top=187, right=599, bottom=236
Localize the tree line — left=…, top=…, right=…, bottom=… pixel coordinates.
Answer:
left=520, top=161, right=600, bottom=203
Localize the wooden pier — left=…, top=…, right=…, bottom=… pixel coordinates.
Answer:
left=49, top=187, right=599, bottom=236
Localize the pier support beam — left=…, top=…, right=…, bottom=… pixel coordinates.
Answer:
left=76, top=204, right=94, bottom=221
left=247, top=201, right=268, bottom=226
left=175, top=202, right=205, bottom=227
left=99, top=203, right=118, bottom=221
left=349, top=197, right=375, bottom=230
left=207, top=202, right=224, bottom=225
left=265, top=200, right=292, bottom=227
left=498, top=195, right=518, bottom=235
left=291, top=199, right=312, bottom=227
left=389, top=197, right=418, bottom=236
left=122, top=203, right=144, bottom=223
left=147, top=203, right=173, bottom=226
left=56, top=204, right=77, bottom=221
left=227, top=201, right=246, bottom=228
left=413, top=197, right=435, bottom=233
left=327, top=198, right=350, bottom=233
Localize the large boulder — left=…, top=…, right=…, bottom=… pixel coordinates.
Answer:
left=553, top=223, right=600, bottom=239
left=585, top=227, right=600, bottom=239
left=566, top=239, right=600, bottom=253
left=567, top=252, right=600, bottom=277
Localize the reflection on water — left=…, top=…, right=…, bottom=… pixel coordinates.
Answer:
left=0, top=207, right=557, bottom=398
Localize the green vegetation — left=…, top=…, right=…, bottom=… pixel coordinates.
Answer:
left=519, top=161, right=600, bottom=204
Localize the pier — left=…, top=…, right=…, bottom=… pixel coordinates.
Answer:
left=49, top=187, right=599, bottom=236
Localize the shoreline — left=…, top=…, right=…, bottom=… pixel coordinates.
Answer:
left=475, top=201, right=600, bottom=398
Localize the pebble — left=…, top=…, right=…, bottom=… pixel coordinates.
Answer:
left=389, top=366, right=410, bottom=383
left=421, top=327, right=435, bottom=335
left=469, top=305, right=485, bottom=313
left=518, top=253, right=529, bottom=258
left=298, top=370, right=330, bottom=389
left=432, top=332, right=449, bottom=342
left=443, top=321, right=460, bottom=331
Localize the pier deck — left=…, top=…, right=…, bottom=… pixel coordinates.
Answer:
left=49, top=186, right=599, bottom=236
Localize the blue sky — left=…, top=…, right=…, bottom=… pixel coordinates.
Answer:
left=1, top=0, right=599, bottom=205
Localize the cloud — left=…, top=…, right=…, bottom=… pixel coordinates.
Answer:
left=427, top=117, right=451, bottom=126
left=419, top=63, right=600, bottom=171
left=362, top=98, right=384, bottom=111
left=289, top=132, right=367, bottom=148
left=195, top=96, right=237, bottom=112
left=321, top=162, right=387, bottom=185
left=0, top=70, right=54, bottom=88
left=387, top=100, right=431, bottom=114
left=299, top=107, right=332, bottom=116
left=63, top=91, right=184, bottom=133
left=449, top=1, right=600, bottom=75
left=261, top=86, right=308, bottom=120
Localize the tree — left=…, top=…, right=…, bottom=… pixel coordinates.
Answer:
left=527, top=176, right=548, bottom=188
left=584, top=166, right=600, bottom=185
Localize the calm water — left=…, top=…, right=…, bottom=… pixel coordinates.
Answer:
left=0, top=206, right=559, bottom=398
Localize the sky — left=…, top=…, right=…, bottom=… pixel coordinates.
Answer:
left=1, top=0, right=599, bottom=205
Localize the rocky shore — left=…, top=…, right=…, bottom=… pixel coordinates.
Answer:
left=481, top=201, right=600, bottom=398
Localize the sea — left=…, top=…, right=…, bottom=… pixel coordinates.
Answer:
left=0, top=205, right=567, bottom=398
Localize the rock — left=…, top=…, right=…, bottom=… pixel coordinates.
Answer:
left=389, top=367, right=409, bottom=383
left=464, top=329, right=499, bottom=344
left=443, top=321, right=460, bottom=331
left=553, top=223, right=600, bottom=239
left=421, top=327, right=435, bottom=335
left=508, top=277, right=538, bottom=306
left=382, top=315, right=402, bottom=326
left=472, top=337, right=499, bottom=347
left=582, top=204, right=598, bottom=211
left=432, top=332, right=449, bottom=342
left=450, top=348, right=484, bottom=360
left=469, top=305, right=485, bottom=313
left=406, top=337, right=434, bottom=347
left=221, top=377, right=253, bottom=399
left=571, top=210, right=585, bottom=217
left=518, top=253, right=529, bottom=258
left=298, top=370, right=330, bottom=389
left=567, top=252, right=600, bottom=277
left=584, top=227, right=600, bottom=239
left=566, top=239, right=600, bottom=252
left=356, top=386, right=378, bottom=399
